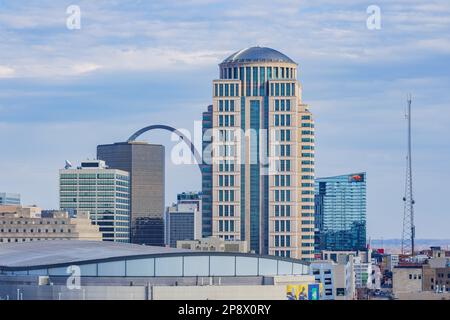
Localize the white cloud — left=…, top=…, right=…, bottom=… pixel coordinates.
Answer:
left=0, top=66, right=15, bottom=78
left=71, top=63, right=102, bottom=75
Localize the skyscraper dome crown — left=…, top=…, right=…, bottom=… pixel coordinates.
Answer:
left=221, top=46, right=296, bottom=64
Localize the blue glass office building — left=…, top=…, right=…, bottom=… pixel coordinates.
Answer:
left=0, top=193, right=20, bottom=206
left=314, top=173, right=367, bottom=251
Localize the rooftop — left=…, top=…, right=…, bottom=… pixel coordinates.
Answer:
left=0, top=241, right=187, bottom=268
left=0, top=240, right=309, bottom=270
left=221, top=46, right=296, bottom=64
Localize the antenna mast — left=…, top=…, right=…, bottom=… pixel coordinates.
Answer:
left=401, top=94, right=415, bottom=256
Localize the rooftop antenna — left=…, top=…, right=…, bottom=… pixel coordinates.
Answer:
left=64, top=160, right=73, bottom=169
left=401, top=94, right=415, bottom=257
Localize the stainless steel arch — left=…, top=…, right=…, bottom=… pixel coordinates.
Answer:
left=127, top=124, right=202, bottom=171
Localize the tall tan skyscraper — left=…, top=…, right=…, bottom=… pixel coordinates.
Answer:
left=202, top=47, right=315, bottom=261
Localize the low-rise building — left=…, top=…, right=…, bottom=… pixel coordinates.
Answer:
left=392, top=265, right=423, bottom=298
left=386, top=254, right=399, bottom=272
left=177, top=236, right=249, bottom=253
left=0, top=205, right=102, bottom=242
left=333, top=256, right=356, bottom=300
left=165, top=192, right=202, bottom=248
left=310, top=261, right=334, bottom=300
left=165, top=202, right=202, bottom=247
left=354, top=257, right=372, bottom=289
left=0, top=240, right=317, bottom=300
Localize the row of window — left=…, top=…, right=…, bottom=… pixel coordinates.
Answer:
left=60, top=186, right=120, bottom=191
left=61, top=180, right=128, bottom=186
left=274, top=220, right=291, bottom=232
left=218, top=99, right=236, bottom=112
left=218, top=205, right=235, bottom=217
left=61, top=174, right=129, bottom=181
left=274, top=235, right=291, bottom=247
left=221, top=66, right=296, bottom=81
left=218, top=115, right=235, bottom=127
left=218, top=219, right=235, bottom=232
left=218, top=175, right=235, bottom=187
left=218, top=190, right=235, bottom=202
left=1, top=220, right=67, bottom=225
left=274, top=189, right=291, bottom=202
left=0, top=228, right=72, bottom=233
left=274, top=174, right=291, bottom=187
left=274, top=99, right=291, bottom=111
left=269, top=83, right=296, bottom=97
left=0, top=238, right=73, bottom=243
left=214, top=83, right=240, bottom=97
left=274, top=114, right=291, bottom=126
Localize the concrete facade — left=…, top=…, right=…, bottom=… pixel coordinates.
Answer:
left=0, top=274, right=316, bottom=300
left=392, top=266, right=423, bottom=295
left=177, top=236, right=249, bottom=253
left=0, top=206, right=102, bottom=242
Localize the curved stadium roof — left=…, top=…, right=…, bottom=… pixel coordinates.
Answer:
left=0, top=241, right=188, bottom=268
left=0, top=240, right=309, bottom=270
left=221, top=46, right=296, bottom=64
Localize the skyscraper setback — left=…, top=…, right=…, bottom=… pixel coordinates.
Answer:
left=202, top=47, right=315, bottom=260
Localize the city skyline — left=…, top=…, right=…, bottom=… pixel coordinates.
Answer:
left=1, top=0, right=450, bottom=240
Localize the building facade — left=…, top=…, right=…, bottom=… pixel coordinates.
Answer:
left=310, top=261, right=335, bottom=300
left=0, top=193, right=20, bottom=206
left=177, top=236, right=249, bottom=253
left=97, top=141, right=165, bottom=245
left=202, top=46, right=315, bottom=260
left=59, top=160, right=130, bottom=242
left=315, top=173, right=366, bottom=252
left=165, top=193, right=202, bottom=248
left=0, top=205, right=101, bottom=242
left=0, top=240, right=316, bottom=300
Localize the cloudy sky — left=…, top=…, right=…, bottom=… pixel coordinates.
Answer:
left=0, top=0, right=449, bottom=239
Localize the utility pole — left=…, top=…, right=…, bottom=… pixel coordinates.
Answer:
left=401, top=94, right=415, bottom=257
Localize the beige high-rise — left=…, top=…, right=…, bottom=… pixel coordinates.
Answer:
left=202, top=47, right=315, bottom=261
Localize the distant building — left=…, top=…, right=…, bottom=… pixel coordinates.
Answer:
left=177, top=236, right=249, bottom=253
left=310, top=257, right=357, bottom=300
left=97, top=141, right=165, bottom=245
left=310, top=261, right=334, bottom=300
left=59, top=160, right=130, bottom=242
left=177, top=192, right=202, bottom=211
left=333, top=256, right=356, bottom=300
left=319, top=249, right=376, bottom=294
left=393, top=265, right=423, bottom=295
left=386, top=254, right=400, bottom=272
left=391, top=246, right=450, bottom=299
left=315, top=173, right=367, bottom=252
left=353, top=256, right=372, bottom=289
left=0, top=193, right=20, bottom=206
left=165, top=192, right=202, bottom=247
left=0, top=205, right=101, bottom=243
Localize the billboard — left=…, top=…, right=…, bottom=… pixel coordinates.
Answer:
left=349, top=173, right=365, bottom=183
left=286, top=283, right=323, bottom=300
